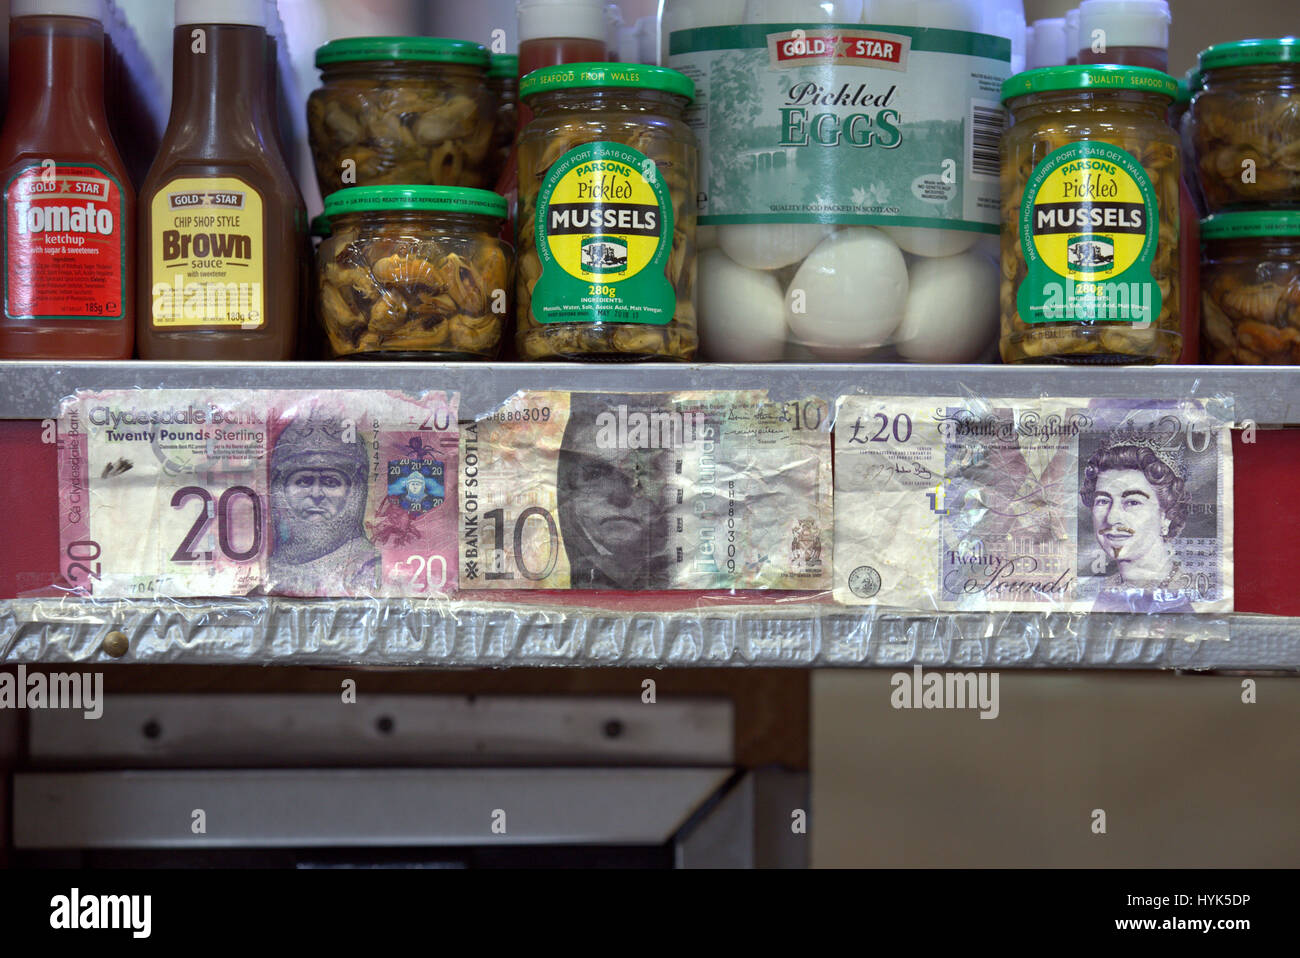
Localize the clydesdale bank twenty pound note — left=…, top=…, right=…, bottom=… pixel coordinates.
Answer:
left=58, top=389, right=459, bottom=598
left=460, top=391, right=833, bottom=590
left=833, top=396, right=1234, bottom=613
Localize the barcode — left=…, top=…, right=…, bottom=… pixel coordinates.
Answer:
left=968, top=100, right=1005, bottom=180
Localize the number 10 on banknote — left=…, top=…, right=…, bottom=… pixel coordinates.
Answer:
left=57, top=389, right=461, bottom=598
left=832, top=396, right=1234, bottom=613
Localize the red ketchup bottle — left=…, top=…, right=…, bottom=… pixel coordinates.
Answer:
left=0, top=0, right=135, bottom=360
left=496, top=0, right=611, bottom=239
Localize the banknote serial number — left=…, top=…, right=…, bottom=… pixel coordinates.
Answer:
left=485, top=407, right=552, bottom=423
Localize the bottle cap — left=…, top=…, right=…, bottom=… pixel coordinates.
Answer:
left=1002, top=64, right=1178, bottom=103
left=175, top=0, right=265, bottom=27
left=324, top=186, right=508, bottom=221
left=1198, top=37, right=1300, bottom=72
left=521, top=61, right=694, bottom=102
left=316, top=36, right=489, bottom=68
left=1028, top=18, right=1066, bottom=68
left=517, top=0, right=608, bottom=45
left=1064, top=8, right=1080, bottom=60
left=12, top=0, right=104, bottom=19
left=1078, top=1, right=1170, bottom=54
left=489, top=53, right=519, bottom=78
left=1201, top=211, right=1300, bottom=239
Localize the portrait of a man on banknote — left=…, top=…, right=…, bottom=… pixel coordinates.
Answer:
left=1079, top=437, right=1196, bottom=613
left=556, top=393, right=673, bottom=590
left=268, top=412, right=381, bottom=596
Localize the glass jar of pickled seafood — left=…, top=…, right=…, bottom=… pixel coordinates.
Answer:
left=1000, top=66, right=1182, bottom=364
left=316, top=186, right=513, bottom=360
left=516, top=62, right=697, bottom=362
left=308, top=37, right=493, bottom=195
left=1200, top=211, right=1300, bottom=364
left=1187, top=38, right=1300, bottom=212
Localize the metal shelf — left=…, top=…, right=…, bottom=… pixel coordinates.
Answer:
left=3, top=596, right=1298, bottom=670
left=1, top=360, right=1298, bottom=425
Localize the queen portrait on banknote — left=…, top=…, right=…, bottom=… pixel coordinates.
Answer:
left=268, top=412, right=381, bottom=596
left=1079, top=435, right=1197, bottom=613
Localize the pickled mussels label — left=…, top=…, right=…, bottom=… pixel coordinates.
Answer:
left=531, top=141, right=675, bottom=325
left=669, top=23, right=1008, bottom=230
left=1017, top=143, right=1162, bottom=325
left=149, top=177, right=265, bottom=328
left=4, top=163, right=127, bottom=321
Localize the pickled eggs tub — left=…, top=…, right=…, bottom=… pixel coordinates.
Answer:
left=666, top=0, right=1013, bottom=363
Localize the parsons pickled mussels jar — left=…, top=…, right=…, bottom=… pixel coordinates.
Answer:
left=1000, top=66, right=1182, bottom=364
left=516, top=62, right=698, bottom=362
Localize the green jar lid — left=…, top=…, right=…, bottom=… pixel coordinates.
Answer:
left=316, top=36, right=489, bottom=68
left=1001, top=65, right=1178, bottom=103
left=520, top=62, right=694, bottom=103
left=323, top=186, right=507, bottom=220
left=489, top=54, right=518, bottom=79
left=1198, top=37, right=1300, bottom=72
left=1201, top=211, right=1300, bottom=239
left=309, top=213, right=331, bottom=238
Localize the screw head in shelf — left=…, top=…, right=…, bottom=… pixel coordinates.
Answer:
left=102, top=631, right=129, bottom=658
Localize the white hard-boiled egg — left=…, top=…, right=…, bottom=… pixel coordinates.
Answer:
left=699, top=248, right=789, bottom=362
left=717, top=222, right=830, bottom=270
left=895, top=249, right=1000, bottom=363
left=881, top=224, right=979, bottom=258
left=785, top=227, right=908, bottom=357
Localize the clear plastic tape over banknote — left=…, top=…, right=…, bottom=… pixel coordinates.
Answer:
left=5, top=386, right=1239, bottom=665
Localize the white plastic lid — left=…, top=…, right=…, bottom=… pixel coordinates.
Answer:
left=517, top=0, right=607, bottom=44
left=175, top=0, right=265, bottom=27
left=1078, top=0, right=1170, bottom=52
left=1028, top=17, right=1066, bottom=68
left=1064, top=8, right=1080, bottom=60
left=264, top=0, right=281, bottom=37
left=12, top=0, right=104, bottom=19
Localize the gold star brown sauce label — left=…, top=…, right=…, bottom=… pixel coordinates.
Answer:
left=149, top=177, right=266, bottom=328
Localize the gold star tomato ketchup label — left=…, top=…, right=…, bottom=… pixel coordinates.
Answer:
left=4, top=162, right=127, bottom=321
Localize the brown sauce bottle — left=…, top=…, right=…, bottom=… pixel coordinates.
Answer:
left=138, top=0, right=302, bottom=360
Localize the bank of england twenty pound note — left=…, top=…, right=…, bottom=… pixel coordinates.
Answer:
left=833, top=396, right=1233, bottom=613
